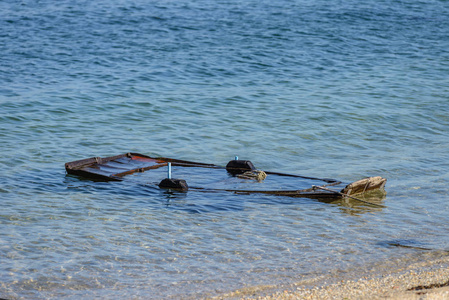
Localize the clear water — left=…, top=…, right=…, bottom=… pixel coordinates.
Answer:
left=1, top=0, right=449, bottom=298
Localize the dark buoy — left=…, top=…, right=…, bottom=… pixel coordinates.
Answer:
left=158, top=162, right=188, bottom=191
left=158, top=178, right=188, bottom=191
left=226, top=156, right=256, bottom=175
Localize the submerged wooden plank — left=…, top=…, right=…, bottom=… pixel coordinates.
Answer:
left=66, top=153, right=159, bottom=177
left=65, top=153, right=225, bottom=181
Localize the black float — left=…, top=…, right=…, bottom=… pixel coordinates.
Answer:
left=158, top=163, right=188, bottom=191
left=225, top=157, right=256, bottom=175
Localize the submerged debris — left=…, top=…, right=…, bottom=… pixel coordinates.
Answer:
left=237, top=170, right=267, bottom=181
left=65, top=153, right=387, bottom=205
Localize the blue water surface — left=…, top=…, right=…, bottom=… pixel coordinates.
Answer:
left=1, top=0, right=449, bottom=298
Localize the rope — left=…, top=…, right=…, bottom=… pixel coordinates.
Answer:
left=237, top=170, right=267, bottom=181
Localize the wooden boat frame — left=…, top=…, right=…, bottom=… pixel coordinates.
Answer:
left=65, top=152, right=387, bottom=202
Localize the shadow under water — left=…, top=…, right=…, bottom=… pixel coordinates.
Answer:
left=324, top=190, right=387, bottom=215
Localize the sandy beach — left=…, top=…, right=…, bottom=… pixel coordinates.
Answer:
left=216, top=255, right=449, bottom=299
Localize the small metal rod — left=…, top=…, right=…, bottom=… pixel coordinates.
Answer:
left=312, top=185, right=386, bottom=208
left=168, top=162, right=172, bottom=179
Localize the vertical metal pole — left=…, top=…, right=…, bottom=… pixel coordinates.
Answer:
left=235, top=156, right=238, bottom=160
left=168, top=162, right=172, bottom=179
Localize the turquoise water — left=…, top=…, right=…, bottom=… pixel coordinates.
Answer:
left=1, top=0, right=449, bottom=298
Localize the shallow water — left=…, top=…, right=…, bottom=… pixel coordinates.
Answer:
left=1, top=0, right=449, bottom=298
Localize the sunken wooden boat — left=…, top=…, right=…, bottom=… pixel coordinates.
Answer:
left=65, top=153, right=387, bottom=206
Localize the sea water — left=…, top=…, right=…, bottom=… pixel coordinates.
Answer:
left=1, top=0, right=449, bottom=298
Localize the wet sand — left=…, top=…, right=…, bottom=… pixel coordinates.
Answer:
left=216, top=255, right=449, bottom=299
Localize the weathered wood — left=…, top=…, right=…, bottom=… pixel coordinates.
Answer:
left=341, top=176, right=387, bottom=196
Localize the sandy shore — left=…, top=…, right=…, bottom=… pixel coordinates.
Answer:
left=215, top=255, right=449, bottom=299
